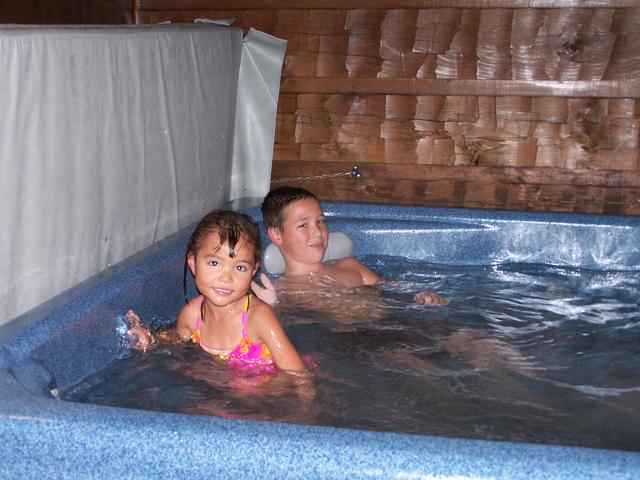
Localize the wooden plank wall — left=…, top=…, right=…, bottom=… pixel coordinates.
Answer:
left=1, top=0, right=132, bottom=24
left=149, top=1, right=638, bottom=213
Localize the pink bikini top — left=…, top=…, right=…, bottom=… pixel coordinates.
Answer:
left=190, top=294, right=276, bottom=373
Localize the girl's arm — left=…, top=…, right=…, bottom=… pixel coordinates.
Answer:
left=125, top=310, right=155, bottom=351
left=176, top=296, right=201, bottom=341
left=126, top=297, right=200, bottom=352
left=251, top=302, right=306, bottom=373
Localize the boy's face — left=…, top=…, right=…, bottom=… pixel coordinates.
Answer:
left=268, top=198, right=329, bottom=267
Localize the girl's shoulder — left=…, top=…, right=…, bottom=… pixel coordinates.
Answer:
left=177, top=295, right=203, bottom=332
left=246, top=296, right=279, bottom=332
left=248, top=295, right=274, bottom=318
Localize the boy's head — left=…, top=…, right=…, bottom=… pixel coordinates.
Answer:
left=261, top=186, right=328, bottom=270
left=261, top=186, right=318, bottom=230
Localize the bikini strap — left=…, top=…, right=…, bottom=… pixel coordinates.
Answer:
left=241, top=293, right=251, bottom=337
left=195, top=297, right=205, bottom=331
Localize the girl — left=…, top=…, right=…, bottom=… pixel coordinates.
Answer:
left=126, top=209, right=306, bottom=374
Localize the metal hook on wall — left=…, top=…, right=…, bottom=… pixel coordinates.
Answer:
left=272, top=165, right=363, bottom=184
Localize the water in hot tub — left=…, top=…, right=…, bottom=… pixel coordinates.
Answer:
left=62, top=255, right=640, bottom=452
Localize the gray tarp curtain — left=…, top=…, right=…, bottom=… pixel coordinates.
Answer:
left=0, top=25, right=286, bottom=323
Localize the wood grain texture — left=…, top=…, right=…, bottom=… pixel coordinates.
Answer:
left=136, top=1, right=640, bottom=10
left=2, top=0, right=131, bottom=24
left=271, top=160, right=640, bottom=214
left=137, top=1, right=640, bottom=214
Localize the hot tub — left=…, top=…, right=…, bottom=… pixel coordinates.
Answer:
left=1, top=201, right=639, bottom=478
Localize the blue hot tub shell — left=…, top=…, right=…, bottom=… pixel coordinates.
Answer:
left=1, top=201, right=639, bottom=479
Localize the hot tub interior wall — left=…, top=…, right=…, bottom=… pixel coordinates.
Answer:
left=5, top=0, right=639, bottom=217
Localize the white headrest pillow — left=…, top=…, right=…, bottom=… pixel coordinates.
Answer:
left=262, top=231, right=353, bottom=275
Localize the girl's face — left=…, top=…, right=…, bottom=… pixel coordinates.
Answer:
left=187, top=232, right=258, bottom=308
left=271, top=198, right=329, bottom=266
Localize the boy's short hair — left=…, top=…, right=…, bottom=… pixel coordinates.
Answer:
left=261, top=186, right=318, bottom=230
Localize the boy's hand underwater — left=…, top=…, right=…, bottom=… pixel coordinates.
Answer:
left=414, top=291, right=450, bottom=305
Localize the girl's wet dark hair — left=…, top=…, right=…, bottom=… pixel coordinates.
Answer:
left=261, top=186, right=318, bottom=230
left=182, top=210, right=261, bottom=303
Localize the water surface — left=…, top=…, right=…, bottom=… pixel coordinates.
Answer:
left=62, top=255, right=640, bottom=451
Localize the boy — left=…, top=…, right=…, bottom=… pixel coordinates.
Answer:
left=251, top=186, right=448, bottom=306
left=251, top=188, right=539, bottom=379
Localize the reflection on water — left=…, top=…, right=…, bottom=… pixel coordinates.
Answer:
left=63, top=256, right=640, bottom=452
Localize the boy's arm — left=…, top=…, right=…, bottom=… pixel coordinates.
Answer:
left=414, top=290, right=449, bottom=305
left=357, top=261, right=385, bottom=285
left=344, top=258, right=449, bottom=305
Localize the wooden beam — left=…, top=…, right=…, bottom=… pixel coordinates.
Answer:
left=132, top=0, right=141, bottom=24
left=271, top=160, right=640, bottom=214
left=271, top=161, right=640, bottom=188
left=136, top=0, right=640, bottom=11
left=281, top=79, right=640, bottom=99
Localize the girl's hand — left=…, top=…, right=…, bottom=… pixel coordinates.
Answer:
left=414, top=291, right=450, bottom=306
left=125, top=310, right=155, bottom=351
left=251, top=273, right=279, bottom=307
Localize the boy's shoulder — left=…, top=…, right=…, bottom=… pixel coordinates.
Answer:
left=327, top=256, right=383, bottom=286
left=318, top=256, right=370, bottom=288
left=330, top=256, right=366, bottom=271
left=333, top=256, right=359, bottom=265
